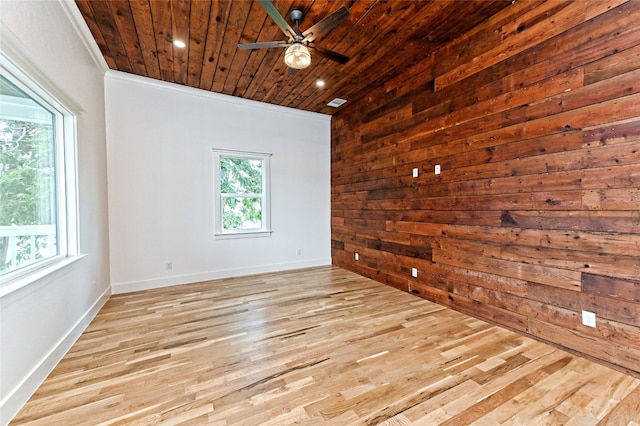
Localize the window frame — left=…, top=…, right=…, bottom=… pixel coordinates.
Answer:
left=0, top=51, right=79, bottom=293
left=212, top=149, right=272, bottom=239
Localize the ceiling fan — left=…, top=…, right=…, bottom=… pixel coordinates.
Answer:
left=237, top=0, right=350, bottom=73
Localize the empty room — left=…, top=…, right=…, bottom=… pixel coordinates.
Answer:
left=1, top=0, right=639, bottom=424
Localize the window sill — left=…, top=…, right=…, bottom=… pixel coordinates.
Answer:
left=0, top=254, right=87, bottom=298
left=214, top=231, right=273, bottom=240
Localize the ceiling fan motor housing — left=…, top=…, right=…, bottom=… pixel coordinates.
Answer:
left=290, top=10, right=304, bottom=26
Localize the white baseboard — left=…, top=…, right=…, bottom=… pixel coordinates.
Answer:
left=0, top=286, right=111, bottom=426
left=111, top=258, right=331, bottom=294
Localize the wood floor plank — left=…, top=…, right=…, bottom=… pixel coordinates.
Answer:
left=11, top=266, right=640, bottom=425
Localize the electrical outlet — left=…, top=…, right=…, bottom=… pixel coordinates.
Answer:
left=435, top=164, right=441, bottom=175
left=355, top=253, right=359, bottom=261
left=166, top=262, right=173, bottom=270
left=296, top=249, right=302, bottom=256
left=582, top=310, right=596, bottom=328
left=413, top=167, right=419, bottom=178
left=411, top=267, right=418, bottom=278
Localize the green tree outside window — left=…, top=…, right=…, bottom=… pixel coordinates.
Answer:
left=220, top=157, right=263, bottom=231
left=0, top=74, right=58, bottom=274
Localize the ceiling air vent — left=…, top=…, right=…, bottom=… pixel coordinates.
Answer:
left=327, top=98, right=347, bottom=108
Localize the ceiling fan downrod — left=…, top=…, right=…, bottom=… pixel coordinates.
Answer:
left=290, top=10, right=304, bottom=38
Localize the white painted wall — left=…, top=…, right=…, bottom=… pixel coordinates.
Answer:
left=105, top=72, right=331, bottom=293
left=0, top=1, right=110, bottom=424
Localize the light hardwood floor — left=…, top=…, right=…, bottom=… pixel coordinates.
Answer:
left=12, top=266, right=640, bottom=425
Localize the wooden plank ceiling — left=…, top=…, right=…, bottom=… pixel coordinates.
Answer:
left=75, top=0, right=512, bottom=115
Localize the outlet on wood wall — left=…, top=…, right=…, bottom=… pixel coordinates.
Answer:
left=331, top=0, right=640, bottom=377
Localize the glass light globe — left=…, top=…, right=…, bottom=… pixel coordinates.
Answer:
left=284, top=43, right=311, bottom=69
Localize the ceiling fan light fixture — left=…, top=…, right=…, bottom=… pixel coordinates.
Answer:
left=284, top=43, right=311, bottom=69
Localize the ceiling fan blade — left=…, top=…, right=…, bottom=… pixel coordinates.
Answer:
left=257, top=0, right=296, bottom=40
left=302, top=6, right=350, bottom=43
left=310, top=45, right=350, bottom=64
left=237, top=41, right=290, bottom=50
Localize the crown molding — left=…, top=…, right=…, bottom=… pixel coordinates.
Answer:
left=59, top=0, right=109, bottom=73
left=105, top=70, right=331, bottom=123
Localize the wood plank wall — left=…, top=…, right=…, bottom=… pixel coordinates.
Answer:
left=331, top=0, right=640, bottom=378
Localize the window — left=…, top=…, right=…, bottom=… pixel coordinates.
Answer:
left=0, top=53, right=77, bottom=285
left=213, top=149, right=271, bottom=238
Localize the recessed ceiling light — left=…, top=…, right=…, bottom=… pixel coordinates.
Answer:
left=173, top=40, right=186, bottom=49
left=316, top=79, right=325, bottom=88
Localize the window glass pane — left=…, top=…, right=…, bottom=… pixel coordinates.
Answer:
left=220, top=157, right=262, bottom=194
left=223, top=197, right=262, bottom=231
left=0, top=74, right=58, bottom=275
left=214, top=150, right=270, bottom=237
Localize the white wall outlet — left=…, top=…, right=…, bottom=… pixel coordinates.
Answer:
left=355, top=253, right=359, bottom=261
left=411, top=267, right=418, bottom=277
left=296, top=249, right=302, bottom=256
left=435, top=164, right=441, bottom=175
left=582, top=310, right=596, bottom=328
left=166, top=262, right=173, bottom=270
left=412, top=167, right=419, bottom=177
